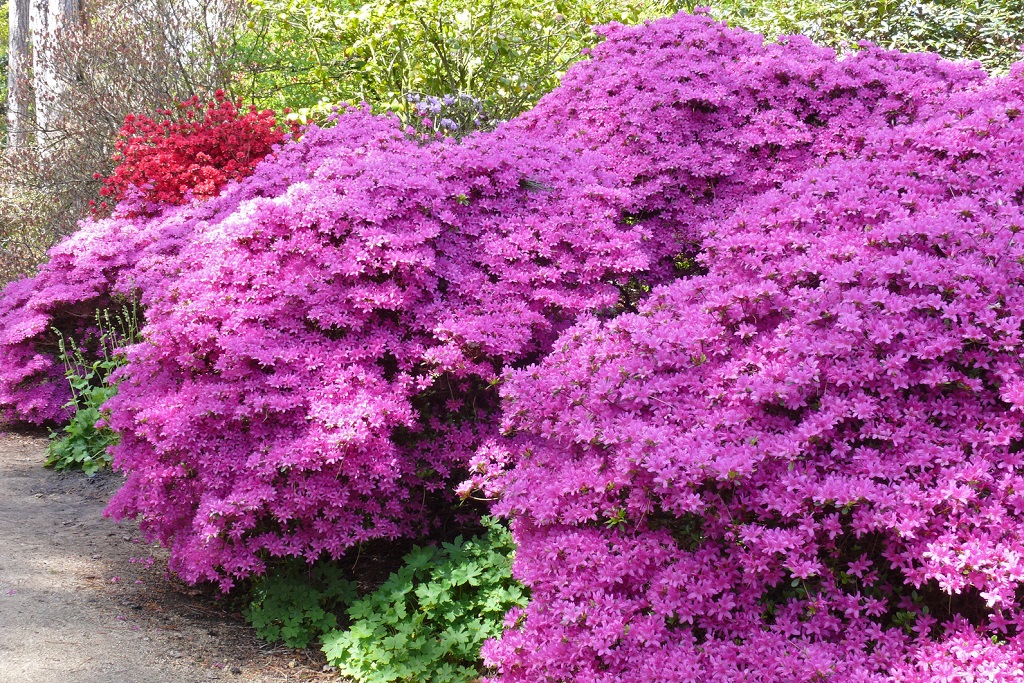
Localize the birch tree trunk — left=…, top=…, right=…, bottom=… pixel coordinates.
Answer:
left=6, top=0, right=31, bottom=148
left=30, top=0, right=81, bottom=149
left=29, top=0, right=50, bottom=139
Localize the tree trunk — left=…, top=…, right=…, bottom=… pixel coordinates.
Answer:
left=6, top=0, right=31, bottom=148
left=30, top=0, right=51, bottom=142
left=30, top=0, right=81, bottom=149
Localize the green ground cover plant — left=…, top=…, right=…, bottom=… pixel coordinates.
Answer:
left=322, top=519, right=526, bottom=683
left=244, top=560, right=358, bottom=649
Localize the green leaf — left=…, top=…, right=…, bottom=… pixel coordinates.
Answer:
left=322, top=518, right=527, bottom=683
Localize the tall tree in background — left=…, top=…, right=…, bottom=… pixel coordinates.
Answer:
left=30, top=0, right=81, bottom=148
left=0, top=0, right=251, bottom=283
left=6, top=0, right=29, bottom=147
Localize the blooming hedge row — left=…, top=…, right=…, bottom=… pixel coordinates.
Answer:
left=3, top=10, right=1024, bottom=680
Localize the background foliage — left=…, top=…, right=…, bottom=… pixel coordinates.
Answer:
left=0, top=0, right=246, bottom=284
left=710, top=0, right=1024, bottom=73
left=232, top=0, right=680, bottom=121
left=1, top=2, right=8, bottom=124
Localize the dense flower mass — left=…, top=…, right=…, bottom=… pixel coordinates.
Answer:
left=509, top=18, right=984, bottom=278
left=99, top=91, right=287, bottom=209
left=486, top=62, right=1024, bottom=682
left=101, top=111, right=651, bottom=585
left=3, top=12, right=979, bottom=583
left=4, top=10, right=1024, bottom=680
left=0, top=206, right=192, bottom=423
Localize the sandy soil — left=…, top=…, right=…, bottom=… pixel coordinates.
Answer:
left=0, top=431, right=339, bottom=683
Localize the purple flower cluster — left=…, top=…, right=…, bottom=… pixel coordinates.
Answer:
left=3, top=10, right=1024, bottom=678
left=96, top=110, right=655, bottom=585
left=405, top=92, right=487, bottom=138
left=484, top=29, right=1024, bottom=683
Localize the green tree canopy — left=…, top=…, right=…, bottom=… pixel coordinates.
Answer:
left=233, top=0, right=678, bottom=122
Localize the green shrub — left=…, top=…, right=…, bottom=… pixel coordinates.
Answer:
left=322, top=518, right=527, bottom=683
left=710, top=0, right=1024, bottom=74
left=244, top=560, right=358, bottom=649
left=235, top=0, right=677, bottom=122
left=45, top=303, right=139, bottom=475
left=234, top=0, right=1024, bottom=129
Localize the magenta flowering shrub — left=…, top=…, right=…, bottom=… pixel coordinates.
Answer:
left=510, top=17, right=984, bottom=279
left=485, top=72, right=1024, bottom=681
left=0, top=140, right=302, bottom=426
left=0, top=210, right=191, bottom=424
left=101, top=110, right=653, bottom=585
left=0, top=16, right=1015, bottom=657
left=96, top=14, right=994, bottom=588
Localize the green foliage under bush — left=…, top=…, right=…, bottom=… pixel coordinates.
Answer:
left=45, top=304, right=138, bottom=475
left=321, top=518, right=527, bottom=683
left=244, top=560, right=358, bottom=649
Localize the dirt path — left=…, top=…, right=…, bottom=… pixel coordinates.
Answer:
left=0, top=432, right=336, bottom=683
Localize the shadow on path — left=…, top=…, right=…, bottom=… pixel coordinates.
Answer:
left=0, top=432, right=335, bottom=683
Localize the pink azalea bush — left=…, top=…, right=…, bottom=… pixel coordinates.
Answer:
left=0, top=206, right=194, bottom=424
left=1, top=12, right=972, bottom=587
left=5, top=11, right=1024, bottom=678
left=0, top=140, right=299, bottom=425
left=101, top=111, right=652, bottom=585
left=485, top=62, right=1024, bottom=682
left=508, top=18, right=984, bottom=280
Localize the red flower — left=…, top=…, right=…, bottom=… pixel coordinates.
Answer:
left=97, top=92, right=289, bottom=214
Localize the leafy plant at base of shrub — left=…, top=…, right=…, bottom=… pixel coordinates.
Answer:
left=243, top=560, right=357, bottom=649
left=322, top=518, right=526, bottom=683
left=45, top=364, right=118, bottom=475
left=46, top=304, right=139, bottom=475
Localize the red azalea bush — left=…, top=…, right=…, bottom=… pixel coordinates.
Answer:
left=97, top=91, right=287, bottom=210
left=485, top=67, right=1024, bottom=682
